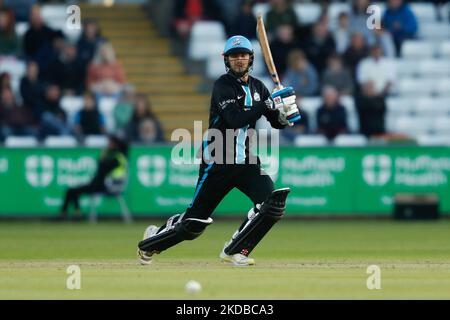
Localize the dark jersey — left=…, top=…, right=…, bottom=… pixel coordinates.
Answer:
left=201, top=73, right=286, bottom=165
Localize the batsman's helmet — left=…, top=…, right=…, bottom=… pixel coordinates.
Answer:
left=223, top=35, right=254, bottom=75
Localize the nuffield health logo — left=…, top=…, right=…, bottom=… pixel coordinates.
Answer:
left=362, top=155, right=392, bottom=186
left=25, top=156, right=54, bottom=187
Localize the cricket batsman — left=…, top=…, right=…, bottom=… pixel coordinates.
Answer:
left=137, top=35, right=301, bottom=266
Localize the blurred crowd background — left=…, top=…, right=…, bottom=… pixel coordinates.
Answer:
left=1, top=0, right=450, bottom=147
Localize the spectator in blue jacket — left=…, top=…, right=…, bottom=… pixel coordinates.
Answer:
left=382, top=0, right=418, bottom=56
left=283, top=49, right=319, bottom=97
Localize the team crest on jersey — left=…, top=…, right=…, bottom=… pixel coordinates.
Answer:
left=253, top=92, right=260, bottom=101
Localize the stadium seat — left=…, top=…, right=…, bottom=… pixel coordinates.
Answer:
left=436, top=78, right=450, bottom=96
left=395, top=78, right=437, bottom=96
left=418, top=59, right=450, bottom=77
left=386, top=97, right=416, bottom=115
left=410, top=3, right=438, bottom=23
left=206, top=55, right=225, bottom=79
left=414, top=97, right=449, bottom=117
left=440, top=3, right=450, bottom=22
left=4, top=136, right=39, bottom=147
left=294, top=3, right=322, bottom=25
left=84, top=135, right=109, bottom=148
left=391, top=116, right=434, bottom=137
left=190, top=21, right=226, bottom=41
left=293, top=134, right=328, bottom=147
left=438, top=41, right=450, bottom=59
left=401, top=40, right=436, bottom=59
left=0, top=58, right=26, bottom=94
left=327, top=2, right=350, bottom=22
left=416, top=134, right=450, bottom=146
left=61, top=96, right=84, bottom=124
left=395, top=59, right=420, bottom=77
left=299, top=97, right=321, bottom=132
left=41, top=5, right=68, bottom=31
left=419, top=23, right=450, bottom=40
left=98, top=97, right=118, bottom=132
left=333, top=134, right=368, bottom=146
left=188, top=39, right=224, bottom=61
left=43, top=136, right=78, bottom=147
left=434, top=117, right=450, bottom=135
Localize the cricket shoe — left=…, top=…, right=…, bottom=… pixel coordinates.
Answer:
left=219, top=242, right=255, bottom=266
left=137, top=225, right=160, bottom=265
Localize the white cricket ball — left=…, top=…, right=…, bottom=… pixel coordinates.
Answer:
left=185, top=280, right=202, bottom=294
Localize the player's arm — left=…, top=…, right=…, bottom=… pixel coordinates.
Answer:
left=214, top=82, right=266, bottom=129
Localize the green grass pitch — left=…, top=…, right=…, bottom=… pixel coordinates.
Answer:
left=0, top=219, right=449, bottom=299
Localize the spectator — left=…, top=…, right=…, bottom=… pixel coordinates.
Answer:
left=270, top=24, right=299, bottom=77
left=3, top=0, right=34, bottom=22
left=382, top=0, right=418, bottom=56
left=373, top=24, right=396, bottom=59
left=0, top=71, right=11, bottom=90
left=0, top=86, right=36, bottom=139
left=356, top=45, right=396, bottom=97
left=138, top=118, right=162, bottom=145
left=126, top=94, right=164, bottom=143
left=113, top=84, right=135, bottom=135
left=355, top=81, right=386, bottom=138
left=231, top=0, right=257, bottom=40
left=40, top=84, right=72, bottom=137
left=322, top=53, right=354, bottom=95
left=34, top=30, right=65, bottom=80
left=0, top=8, right=20, bottom=56
left=20, top=60, right=44, bottom=120
left=23, top=4, right=54, bottom=59
left=265, top=0, right=299, bottom=38
left=316, top=86, right=348, bottom=140
left=46, top=42, right=85, bottom=95
left=349, top=0, right=375, bottom=46
left=74, top=91, right=106, bottom=137
left=343, top=32, right=369, bottom=80
left=77, top=19, right=105, bottom=72
left=302, top=20, right=336, bottom=75
left=283, top=49, right=319, bottom=97
left=87, top=42, right=126, bottom=99
left=333, top=12, right=351, bottom=54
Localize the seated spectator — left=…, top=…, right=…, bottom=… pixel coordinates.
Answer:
left=20, top=60, right=44, bottom=121
left=302, top=19, right=336, bottom=75
left=23, top=4, right=54, bottom=59
left=126, top=94, right=164, bottom=143
left=349, top=0, right=375, bottom=46
left=35, top=30, right=65, bottom=80
left=322, top=53, right=354, bottom=95
left=138, top=118, right=162, bottom=145
left=343, top=32, right=369, bottom=80
left=46, top=42, right=85, bottom=95
left=3, top=0, right=34, bottom=22
left=40, top=84, right=72, bottom=137
left=283, top=49, right=319, bottom=97
left=0, top=86, right=37, bottom=139
left=373, top=24, right=396, bottom=59
left=113, top=84, right=135, bottom=135
left=280, top=103, right=309, bottom=143
left=265, top=0, right=299, bottom=38
left=333, top=12, right=351, bottom=54
left=77, top=19, right=105, bottom=73
left=0, top=71, right=11, bottom=90
left=356, top=44, right=396, bottom=98
left=87, top=42, right=126, bottom=99
left=382, top=0, right=418, bottom=56
left=230, top=0, right=257, bottom=40
left=316, top=86, right=348, bottom=140
left=355, top=81, right=387, bottom=138
left=74, top=91, right=106, bottom=137
left=270, top=24, right=299, bottom=77
left=0, top=8, right=20, bottom=56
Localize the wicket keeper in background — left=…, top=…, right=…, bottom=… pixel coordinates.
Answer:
left=138, top=35, right=301, bottom=266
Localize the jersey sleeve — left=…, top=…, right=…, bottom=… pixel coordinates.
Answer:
left=213, top=80, right=265, bottom=129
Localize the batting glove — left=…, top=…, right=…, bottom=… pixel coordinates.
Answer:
left=271, top=86, right=301, bottom=125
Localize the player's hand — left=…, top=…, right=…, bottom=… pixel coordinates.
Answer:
left=271, top=86, right=301, bottom=125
